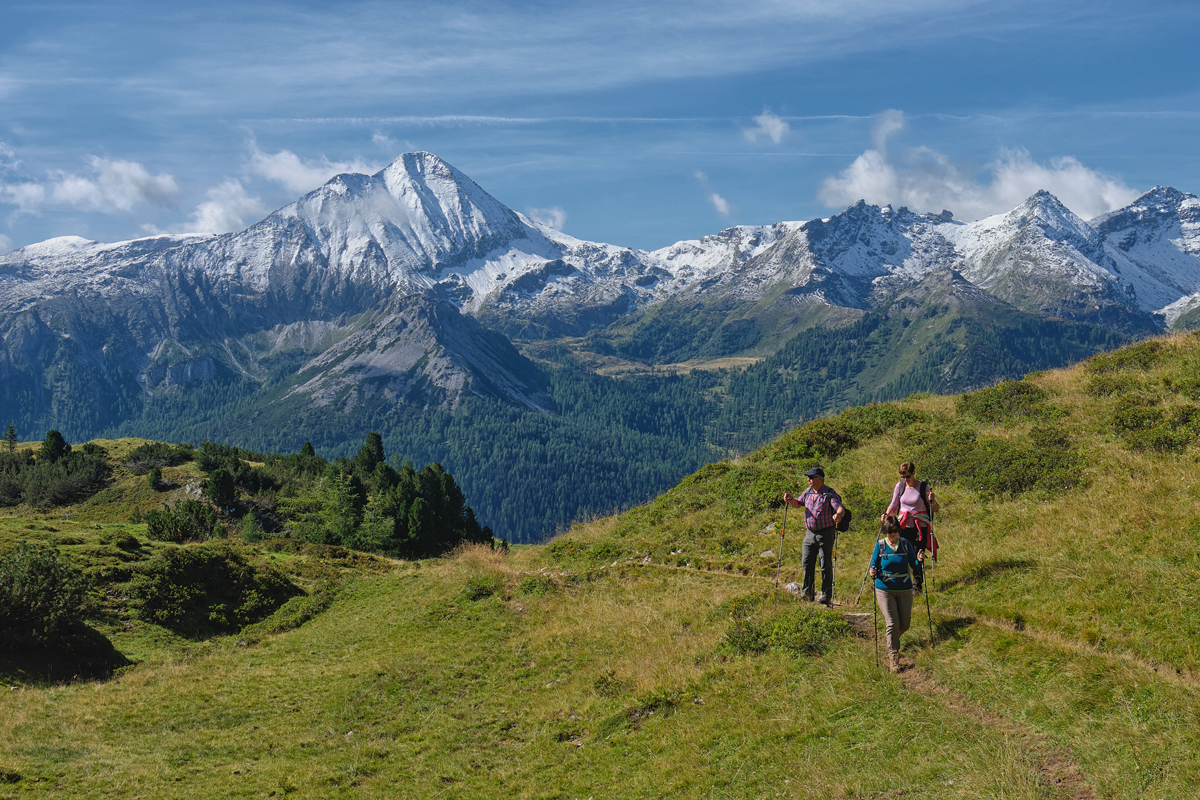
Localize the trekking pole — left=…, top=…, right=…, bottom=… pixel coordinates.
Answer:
left=873, top=580, right=879, bottom=669
left=831, top=530, right=839, bottom=605
left=925, top=576, right=934, bottom=645
left=775, top=502, right=787, bottom=589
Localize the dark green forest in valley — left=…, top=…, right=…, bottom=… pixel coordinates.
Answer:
left=53, top=296, right=1125, bottom=543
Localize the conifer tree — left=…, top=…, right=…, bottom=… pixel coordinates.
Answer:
left=3, top=423, right=16, bottom=453
left=204, top=467, right=237, bottom=510
left=350, top=492, right=394, bottom=552
left=39, top=430, right=70, bottom=463
left=353, top=432, right=386, bottom=475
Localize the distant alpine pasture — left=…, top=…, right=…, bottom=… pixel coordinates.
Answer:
left=1, top=153, right=1197, bottom=540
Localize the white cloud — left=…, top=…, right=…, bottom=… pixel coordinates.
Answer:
left=247, top=143, right=382, bottom=194
left=0, top=141, right=17, bottom=171
left=0, top=233, right=11, bottom=253
left=185, top=179, right=266, bottom=234
left=818, top=110, right=1138, bottom=221
left=743, top=109, right=790, bottom=144
left=695, top=170, right=734, bottom=217
left=526, top=206, right=568, bottom=231
left=0, top=156, right=179, bottom=214
left=709, top=193, right=732, bottom=216
left=871, top=108, right=905, bottom=153
left=58, top=157, right=178, bottom=211
left=1, top=181, right=47, bottom=210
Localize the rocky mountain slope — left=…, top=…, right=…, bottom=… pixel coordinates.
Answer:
left=2, top=152, right=1199, bottom=440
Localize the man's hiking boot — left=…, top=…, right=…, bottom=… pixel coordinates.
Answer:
left=889, top=653, right=900, bottom=673
left=815, top=593, right=830, bottom=606
left=802, top=592, right=815, bottom=602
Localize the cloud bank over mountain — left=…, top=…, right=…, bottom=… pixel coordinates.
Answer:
left=820, top=110, right=1139, bottom=221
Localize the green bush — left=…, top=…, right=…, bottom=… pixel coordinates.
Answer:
left=956, top=380, right=1050, bottom=423
left=1111, top=398, right=1200, bottom=452
left=0, top=542, right=91, bottom=644
left=240, top=583, right=337, bottom=637
left=753, top=403, right=928, bottom=465
left=1083, top=340, right=1167, bottom=374
left=129, top=541, right=300, bottom=637
left=98, top=530, right=141, bottom=551
left=836, top=481, right=890, bottom=532
left=204, top=467, right=237, bottom=509
left=593, top=669, right=629, bottom=698
left=239, top=512, right=263, bottom=543
left=1110, top=394, right=1166, bottom=433
left=588, top=540, right=624, bottom=564
left=0, top=441, right=112, bottom=508
left=143, top=499, right=219, bottom=543
left=901, top=419, right=1086, bottom=497
left=124, top=442, right=194, bottom=474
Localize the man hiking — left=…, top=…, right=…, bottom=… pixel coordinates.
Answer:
left=783, top=466, right=846, bottom=605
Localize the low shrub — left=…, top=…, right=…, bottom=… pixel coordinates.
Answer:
left=716, top=535, right=742, bottom=556
left=1086, top=373, right=1143, bottom=397
left=240, top=582, right=337, bottom=637
left=956, top=380, right=1050, bottom=423
left=1083, top=340, right=1167, bottom=374
left=143, top=499, right=219, bottom=543
left=463, top=573, right=504, bottom=601
left=902, top=419, right=1086, bottom=497
left=836, top=481, right=890, bottom=532
left=545, top=538, right=585, bottom=562
left=98, top=530, right=141, bottom=551
left=1108, top=395, right=1200, bottom=453
left=589, top=540, right=624, bottom=564
left=593, top=669, right=629, bottom=698
left=129, top=541, right=300, bottom=637
left=124, top=441, right=195, bottom=474
left=0, top=444, right=112, bottom=508
left=718, top=594, right=850, bottom=657
left=753, top=403, right=928, bottom=465
left=0, top=542, right=91, bottom=644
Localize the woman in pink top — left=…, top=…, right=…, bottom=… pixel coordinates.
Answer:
left=881, top=461, right=938, bottom=593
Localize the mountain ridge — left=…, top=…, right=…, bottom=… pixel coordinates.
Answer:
left=0, top=153, right=1194, bottom=539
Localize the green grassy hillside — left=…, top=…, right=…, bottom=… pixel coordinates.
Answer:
left=3, top=334, right=1200, bottom=798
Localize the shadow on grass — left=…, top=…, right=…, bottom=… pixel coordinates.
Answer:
left=935, top=558, right=1036, bottom=592
left=0, top=623, right=132, bottom=685
left=931, top=615, right=977, bottom=646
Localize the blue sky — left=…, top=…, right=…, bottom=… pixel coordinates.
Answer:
left=1, top=0, right=1199, bottom=253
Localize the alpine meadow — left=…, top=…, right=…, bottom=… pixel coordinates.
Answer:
left=2, top=333, right=1199, bottom=798
left=9, top=0, right=1200, bottom=796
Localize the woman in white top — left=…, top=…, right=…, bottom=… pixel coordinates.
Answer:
left=881, top=461, right=938, bottom=593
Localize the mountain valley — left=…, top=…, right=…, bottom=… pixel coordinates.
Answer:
left=2, top=153, right=1199, bottom=539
